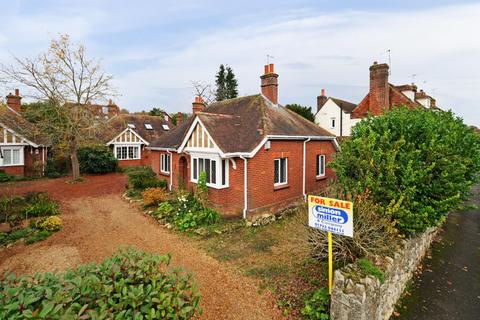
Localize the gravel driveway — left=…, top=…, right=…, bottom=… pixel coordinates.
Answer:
left=0, top=174, right=283, bottom=320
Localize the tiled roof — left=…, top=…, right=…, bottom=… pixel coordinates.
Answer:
left=150, top=94, right=335, bottom=153
left=329, top=97, right=357, bottom=113
left=106, top=114, right=173, bottom=144
left=0, top=106, right=49, bottom=146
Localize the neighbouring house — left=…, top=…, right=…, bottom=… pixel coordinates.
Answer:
left=351, top=61, right=439, bottom=119
left=106, top=113, right=174, bottom=167
left=147, top=64, right=339, bottom=218
left=89, top=99, right=120, bottom=120
left=0, top=90, right=49, bottom=176
left=314, top=89, right=359, bottom=137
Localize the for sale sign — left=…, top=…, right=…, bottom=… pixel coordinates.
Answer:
left=308, top=195, right=353, bottom=238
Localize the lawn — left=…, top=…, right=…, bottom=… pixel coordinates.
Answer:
left=194, top=206, right=328, bottom=318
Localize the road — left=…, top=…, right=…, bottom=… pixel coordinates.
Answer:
left=393, top=186, right=480, bottom=319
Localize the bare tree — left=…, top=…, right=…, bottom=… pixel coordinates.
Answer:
left=191, top=80, right=215, bottom=105
left=1, top=34, right=116, bottom=180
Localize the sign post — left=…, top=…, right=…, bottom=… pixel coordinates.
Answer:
left=308, top=195, right=353, bottom=295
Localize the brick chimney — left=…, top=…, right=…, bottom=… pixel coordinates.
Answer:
left=317, top=88, right=328, bottom=112
left=192, top=96, right=205, bottom=114
left=176, top=112, right=183, bottom=126
left=6, top=89, right=22, bottom=113
left=261, top=63, right=278, bottom=104
left=369, top=61, right=390, bottom=114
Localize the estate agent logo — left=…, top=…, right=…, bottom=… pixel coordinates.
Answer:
left=308, top=195, right=353, bottom=238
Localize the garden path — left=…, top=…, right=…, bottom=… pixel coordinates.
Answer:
left=0, top=174, right=283, bottom=320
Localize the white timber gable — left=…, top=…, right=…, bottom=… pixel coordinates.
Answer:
left=0, top=124, right=32, bottom=167
left=107, top=128, right=148, bottom=161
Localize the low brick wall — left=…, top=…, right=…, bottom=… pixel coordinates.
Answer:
left=330, top=227, right=439, bottom=320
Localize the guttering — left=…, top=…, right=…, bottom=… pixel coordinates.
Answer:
left=146, top=147, right=177, bottom=152
left=239, top=155, right=248, bottom=219
left=302, top=138, right=311, bottom=200
left=167, top=149, right=173, bottom=191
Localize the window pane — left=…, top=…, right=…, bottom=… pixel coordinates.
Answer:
left=205, top=159, right=211, bottom=183
left=211, top=160, right=216, bottom=184
left=167, top=155, right=170, bottom=172
left=12, top=150, right=20, bottom=164
left=3, top=149, right=12, bottom=165
left=222, top=160, right=226, bottom=185
left=280, top=158, right=286, bottom=183
left=193, top=159, right=198, bottom=179
left=274, top=159, right=279, bottom=184
left=128, top=147, right=134, bottom=159
left=134, top=147, right=138, bottom=159
left=320, top=156, right=325, bottom=175
left=199, top=158, right=204, bottom=175
left=316, top=155, right=319, bottom=176
left=122, top=147, right=127, bottom=159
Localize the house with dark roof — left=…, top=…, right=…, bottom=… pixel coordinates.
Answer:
left=0, top=90, right=49, bottom=176
left=147, top=64, right=339, bottom=218
left=314, top=89, right=359, bottom=137
left=351, top=62, right=439, bottom=119
left=105, top=113, right=174, bottom=167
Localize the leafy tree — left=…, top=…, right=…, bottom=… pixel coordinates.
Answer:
left=225, top=66, right=238, bottom=99
left=77, top=145, right=118, bottom=174
left=0, top=34, right=116, bottom=180
left=215, top=64, right=238, bottom=101
left=331, top=107, right=480, bottom=235
left=149, top=107, right=165, bottom=116
left=286, top=104, right=315, bottom=122
left=215, top=64, right=226, bottom=101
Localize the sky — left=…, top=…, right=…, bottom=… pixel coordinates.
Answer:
left=0, top=0, right=479, bottom=126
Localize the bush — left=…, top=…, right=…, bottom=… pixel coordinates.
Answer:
left=0, top=171, right=14, bottom=183
left=308, top=185, right=398, bottom=265
left=25, top=230, right=52, bottom=244
left=44, top=156, right=70, bottom=178
left=332, top=107, right=480, bottom=235
left=143, top=187, right=169, bottom=206
left=153, top=193, right=221, bottom=232
left=36, top=216, right=62, bottom=232
left=127, top=166, right=166, bottom=190
left=301, top=287, right=330, bottom=320
left=78, top=145, right=118, bottom=174
left=23, top=193, right=59, bottom=218
left=0, top=248, right=201, bottom=319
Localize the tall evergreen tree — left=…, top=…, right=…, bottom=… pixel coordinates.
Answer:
left=215, top=64, right=226, bottom=101
left=225, top=66, right=238, bottom=99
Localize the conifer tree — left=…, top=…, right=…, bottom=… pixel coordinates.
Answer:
left=225, top=66, right=238, bottom=99
left=215, top=64, right=226, bottom=101
left=215, top=64, right=238, bottom=101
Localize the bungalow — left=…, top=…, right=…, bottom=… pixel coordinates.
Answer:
left=351, top=61, right=439, bottom=119
left=147, top=64, right=339, bottom=218
left=0, top=90, right=49, bottom=176
left=106, top=113, right=173, bottom=167
left=314, top=89, right=359, bottom=137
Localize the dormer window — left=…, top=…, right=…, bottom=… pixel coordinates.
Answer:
left=162, top=124, right=170, bottom=131
left=144, top=123, right=153, bottom=130
left=127, top=123, right=135, bottom=129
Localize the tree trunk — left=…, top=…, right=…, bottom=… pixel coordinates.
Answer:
left=70, top=138, right=80, bottom=180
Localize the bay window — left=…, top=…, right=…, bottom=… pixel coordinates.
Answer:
left=161, top=153, right=170, bottom=173
left=191, top=155, right=228, bottom=188
left=274, top=158, right=288, bottom=186
left=115, top=145, right=140, bottom=160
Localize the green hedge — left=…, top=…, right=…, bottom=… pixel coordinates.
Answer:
left=331, top=107, right=480, bottom=235
left=78, top=145, right=118, bottom=174
left=127, top=166, right=167, bottom=190
left=0, top=248, right=201, bottom=319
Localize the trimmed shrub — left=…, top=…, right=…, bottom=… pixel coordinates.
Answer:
left=0, top=248, right=201, bottom=319
left=23, top=193, right=59, bottom=218
left=143, top=187, right=169, bottom=206
left=332, top=107, right=480, bottom=235
left=78, top=145, right=118, bottom=174
left=0, top=171, right=14, bottom=183
left=127, top=166, right=166, bottom=190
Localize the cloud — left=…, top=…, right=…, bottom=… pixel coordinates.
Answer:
left=1, top=1, right=479, bottom=126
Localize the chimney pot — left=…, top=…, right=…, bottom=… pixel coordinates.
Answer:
left=264, top=65, right=269, bottom=74
left=269, top=63, right=274, bottom=73
left=192, top=95, right=205, bottom=114
left=321, top=88, right=326, bottom=97
left=15, top=89, right=19, bottom=96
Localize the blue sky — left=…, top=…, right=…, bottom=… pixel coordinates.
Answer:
left=1, top=0, right=479, bottom=126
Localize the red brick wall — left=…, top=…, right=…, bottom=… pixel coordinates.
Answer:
left=148, top=139, right=336, bottom=218
left=1, top=165, right=24, bottom=175
left=1, top=146, right=48, bottom=177
left=369, top=62, right=389, bottom=115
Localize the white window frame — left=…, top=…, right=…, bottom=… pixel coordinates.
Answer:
left=316, top=154, right=326, bottom=178
left=274, top=158, right=288, bottom=186
left=144, top=123, right=153, bottom=130
left=190, top=153, right=229, bottom=189
left=0, top=146, right=24, bottom=166
left=162, top=124, right=170, bottom=131
left=160, top=153, right=170, bottom=174
left=114, top=145, right=141, bottom=160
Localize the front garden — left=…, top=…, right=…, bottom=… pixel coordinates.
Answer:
left=0, top=192, right=62, bottom=247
